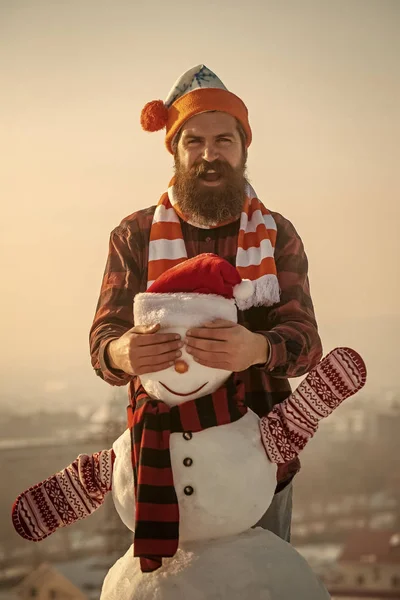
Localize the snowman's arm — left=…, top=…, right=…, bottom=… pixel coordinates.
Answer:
left=12, top=448, right=115, bottom=541
left=260, top=347, right=366, bottom=463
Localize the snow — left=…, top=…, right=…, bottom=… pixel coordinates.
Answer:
left=101, top=529, right=330, bottom=600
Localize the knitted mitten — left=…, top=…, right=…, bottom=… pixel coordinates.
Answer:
left=260, top=347, right=367, bottom=464
left=12, top=449, right=115, bottom=541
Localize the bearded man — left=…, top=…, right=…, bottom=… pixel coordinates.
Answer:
left=89, top=65, right=323, bottom=541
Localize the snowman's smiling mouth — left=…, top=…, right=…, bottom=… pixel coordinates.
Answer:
left=160, top=382, right=208, bottom=397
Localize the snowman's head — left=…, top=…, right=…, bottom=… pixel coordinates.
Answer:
left=134, top=292, right=237, bottom=406
left=134, top=254, right=254, bottom=405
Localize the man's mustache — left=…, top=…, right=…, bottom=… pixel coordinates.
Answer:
left=191, top=160, right=233, bottom=178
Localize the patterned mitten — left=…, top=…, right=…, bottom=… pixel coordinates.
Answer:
left=12, top=449, right=115, bottom=541
left=260, top=347, right=366, bottom=464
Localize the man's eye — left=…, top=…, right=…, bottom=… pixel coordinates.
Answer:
left=218, top=138, right=231, bottom=143
left=187, top=139, right=200, bottom=145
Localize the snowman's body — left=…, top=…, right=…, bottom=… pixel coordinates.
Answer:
left=103, top=318, right=330, bottom=599
left=107, top=410, right=329, bottom=600
left=112, top=409, right=277, bottom=542
left=113, top=322, right=278, bottom=541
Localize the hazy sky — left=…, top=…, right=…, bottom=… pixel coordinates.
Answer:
left=1, top=0, right=399, bottom=405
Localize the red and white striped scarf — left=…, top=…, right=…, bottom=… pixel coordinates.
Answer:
left=147, top=180, right=280, bottom=309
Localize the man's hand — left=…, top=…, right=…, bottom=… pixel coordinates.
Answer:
left=106, top=324, right=183, bottom=376
left=185, top=319, right=269, bottom=371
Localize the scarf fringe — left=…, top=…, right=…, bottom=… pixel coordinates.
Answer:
left=235, top=274, right=280, bottom=311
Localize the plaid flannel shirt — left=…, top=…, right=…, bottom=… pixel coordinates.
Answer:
left=89, top=206, right=323, bottom=486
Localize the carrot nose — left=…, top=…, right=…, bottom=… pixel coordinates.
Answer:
left=174, top=360, right=189, bottom=374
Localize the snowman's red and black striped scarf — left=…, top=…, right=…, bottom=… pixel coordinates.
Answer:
left=127, top=375, right=247, bottom=573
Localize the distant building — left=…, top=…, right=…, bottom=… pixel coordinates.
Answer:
left=292, top=490, right=399, bottom=545
left=324, top=529, right=400, bottom=599
left=318, top=391, right=400, bottom=445
left=13, top=557, right=113, bottom=600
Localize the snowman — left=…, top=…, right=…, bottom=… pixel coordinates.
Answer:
left=13, top=255, right=367, bottom=599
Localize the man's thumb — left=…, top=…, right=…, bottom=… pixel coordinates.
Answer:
left=130, top=323, right=160, bottom=335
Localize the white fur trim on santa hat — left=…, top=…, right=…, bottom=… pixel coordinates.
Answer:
left=134, top=292, right=238, bottom=329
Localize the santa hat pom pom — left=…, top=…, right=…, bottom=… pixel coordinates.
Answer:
left=140, top=100, right=169, bottom=132
left=233, top=279, right=254, bottom=302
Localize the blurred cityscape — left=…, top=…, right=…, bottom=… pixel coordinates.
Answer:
left=0, top=386, right=399, bottom=599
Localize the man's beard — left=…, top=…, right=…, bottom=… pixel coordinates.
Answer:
left=173, top=156, right=248, bottom=227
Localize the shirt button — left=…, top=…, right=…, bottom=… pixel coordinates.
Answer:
left=205, top=236, right=212, bottom=243
left=184, top=486, right=194, bottom=496
left=183, top=457, right=193, bottom=467
left=183, top=432, right=193, bottom=441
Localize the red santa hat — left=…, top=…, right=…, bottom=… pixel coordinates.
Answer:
left=133, top=254, right=254, bottom=328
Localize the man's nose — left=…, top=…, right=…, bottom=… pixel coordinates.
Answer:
left=202, top=144, right=218, bottom=163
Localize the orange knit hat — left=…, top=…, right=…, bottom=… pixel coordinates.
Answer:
left=140, top=65, right=252, bottom=154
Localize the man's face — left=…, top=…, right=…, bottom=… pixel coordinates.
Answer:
left=174, top=112, right=248, bottom=226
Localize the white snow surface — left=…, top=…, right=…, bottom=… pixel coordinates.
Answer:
left=100, top=528, right=330, bottom=600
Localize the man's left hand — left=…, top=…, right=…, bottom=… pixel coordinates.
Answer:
left=185, top=319, right=269, bottom=371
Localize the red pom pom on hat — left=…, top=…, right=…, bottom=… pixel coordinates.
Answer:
left=147, top=253, right=253, bottom=302
left=140, top=100, right=169, bottom=132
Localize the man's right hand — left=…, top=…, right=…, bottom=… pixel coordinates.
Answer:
left=106, top=324, right=183, bottom=376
